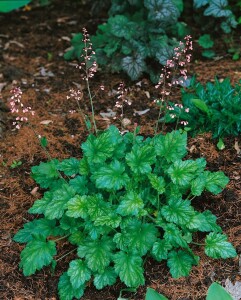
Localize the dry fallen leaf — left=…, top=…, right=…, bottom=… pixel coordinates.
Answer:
left=122, top=118, right=131, bottom=127
left=40, top=120, right=53, bottom=125
left=100, top=109, right=116, bottom=119
left=133, top=108, right=150, bottom=116
left=30, top=186, right=39, bottom=196
left=234, top=140, right=241, bottom=155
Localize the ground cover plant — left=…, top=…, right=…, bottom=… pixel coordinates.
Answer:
left=161, top=77, right=241, bottom=147
left=64, top=0, right=238, bottom=81
left=11, top=29, right=237, bottom=300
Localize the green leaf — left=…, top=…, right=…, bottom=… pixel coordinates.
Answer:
left=94, top=267, right=117, bottom=290
left=66, top=195, right=89, bottom=219
left=31, top=159, right=59, bottom=188
left=125, top=222, right=158, bottom=256
left=204, top=0, right=231, bottom=18
left=122, top=55, right=146, bottom=81
left=206, top=282, right=234, bottom=300
left=204, top=171, right=229, bottom=194
left=114, top=251, right=145, bottom=287
left=28, top=191, right=53, bottom=214
left=185, top=211, right=222, bottom=232
left=69, top=176, right=88, bottom=194
left=117, top=191, right=144, bottom=217
left=68, top=231, right=85, bottom=246
left=20, top=235, right=56, bottom=276
left=198, top=34, right=214, bottom=49
left=151, top=239, right=172, bottom=261
left=40, top=136, right=48, bottom=148
left=145, top=288, right=168, bottom=300
left=161, top=198, right=195, bottom=226
left=109, top=15, right=135, bottom=39
left=92, top=160, right=130, bottom=190
left=87, top=194, right=109, bottom=220
left=13, top=219, right=58, bottom=243
left=0, top=0, right=30, bottom=13
left=67, top=259, right=91, bottom=289
left=126, top=144, right=156, bottom=174
left=191, top=174, right=206, bottom=196
left=58, top=158, right=80, bottom=176
left=202, top=49, right=216, bottom=58
left=163, top=223, right=189, bottom=248
left=148, top=173, right=165, bottom=194
left=45, top=185, right=76, bottom=219
left=167, top=160, right=201, bottom=187
left=155, top=131, right=187, bottom=162
left=205, top=232, right=237, bottom=259
left=81, top=132, right=115, bottom=164
left=167, top=250, right=195, bottom=278
left=58, top=272, right=85, bottom=300
left=191, top=98, right=210, bottom=114
left=77, top=237, right=114, bottom=273
left=217, top=138, right=225, bottom=150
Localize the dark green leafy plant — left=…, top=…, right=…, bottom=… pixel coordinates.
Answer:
left=64, top=0, right=237, bottom=81
left=0, top=0, right=31, bottom=12
left=14, top=126, right=236, bottom=299
left=163, top=77, right=241, bottom=141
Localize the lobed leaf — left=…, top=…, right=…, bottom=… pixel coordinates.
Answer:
left=58, top=272, right=85, bottom=300
left=205, top=232, right=237, bottom=259
left=114, top=251, right=145, bottom=287
left=94, top=267, right=117, bottom=290
left=167, top=250, right=196, bottom=278
left=20, top=235, right=56, bottom=276
left=67, top=259, right=91, bottom=289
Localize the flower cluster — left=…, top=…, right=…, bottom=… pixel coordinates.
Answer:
left=155, top=35, right=193, bottom=96
left=76, top=27, right=97, bottom=81
left=9, top=87, right=35, bottom=129
left=115, top=82, right=131, bottom=118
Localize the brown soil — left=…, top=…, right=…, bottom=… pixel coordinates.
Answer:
left=0, top=1, right=240, bottom=299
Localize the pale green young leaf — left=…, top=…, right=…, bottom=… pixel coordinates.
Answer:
left=148, top=173, right=165, bottom=194
left=167, top=160, right=201, bottom=187
left=114, top=251, right=145, bottom=287
left=45, top=185, right=76, bottom=219
left=58, top=272, right=85, bottom=300
left=81, top=132, right=115, bottom=164
left=66, top=195, right=89, bottom=219
left=163, top=223, right=189, bottom=248
left=161, top=198, right=195, bottom=226
left=151, top=239, right=173, bottom=261
left=67, top=259, right=91, bottom=289
left=69, top=176, right=88, bottom=195
left=20, top=235, right=56, bottom=276
left=92, top=160, right=130, bottom=190
left=117, top=191, right=144, bottom=216
left=205, top=233, right=237, bottom=259
left=58, top=157, right=80, bottom=176
left=145, top=287, right=168, bottom=300
left=13, top=218, right=58, bottom=243
left=94, top=267, right=117, bottom=290
left=77, top=237, right=114, bottom=273
left=154, top=131, right=187, bottom=162
left=204, top=171, right=229, bottom=194
left=126, top=144, right=156, bottom=174
left=31, top=159, right=59, bottom=188
left=28, top=191, right=53, bottom=214
left=167, top=250, right=195, bottom=278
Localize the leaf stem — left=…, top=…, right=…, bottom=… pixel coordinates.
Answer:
left=56, top=247, right=77, bottom=262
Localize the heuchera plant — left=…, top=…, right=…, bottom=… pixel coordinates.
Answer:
left=13, top=30, right=237, bottom=300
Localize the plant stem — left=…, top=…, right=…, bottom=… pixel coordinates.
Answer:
left=56, top=247, right=77, bottom=262
left=53, top=234, right=70, bottom=242
left=86, top=77, right=97, bottom=134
